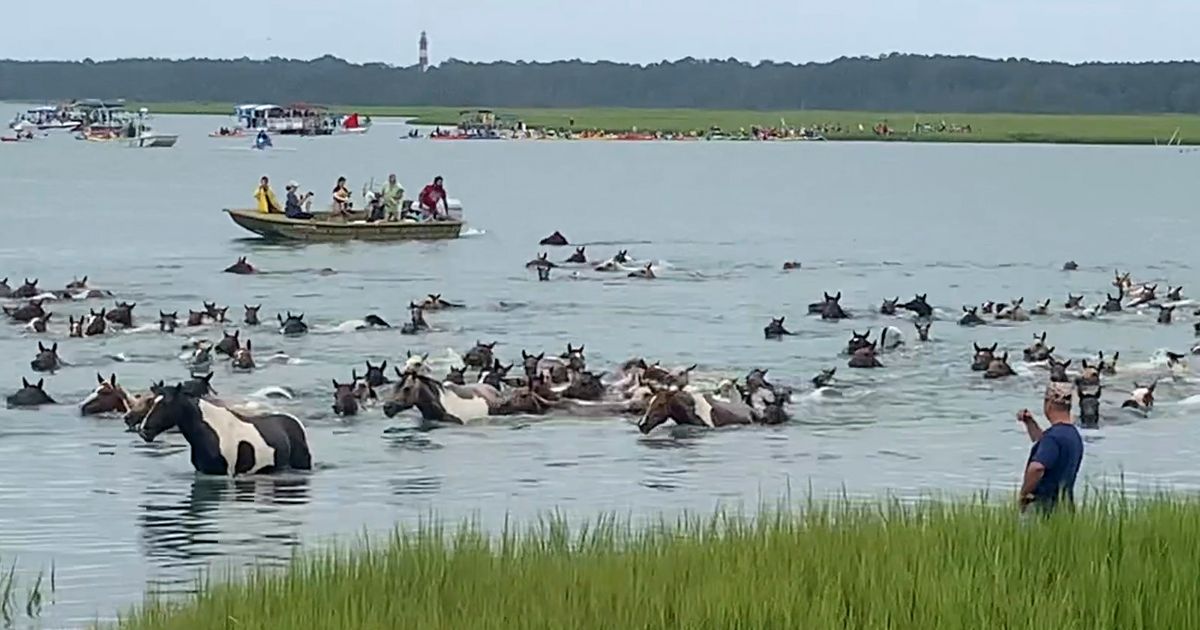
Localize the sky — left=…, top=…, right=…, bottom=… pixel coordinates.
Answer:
left=3, top=0, right=1197, bottom=65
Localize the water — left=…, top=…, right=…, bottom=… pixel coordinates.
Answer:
left=2, top=107, right=1200, bottom=626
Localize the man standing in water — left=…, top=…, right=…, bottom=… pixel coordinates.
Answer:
left=1016, top=382, right=1084, bottom=515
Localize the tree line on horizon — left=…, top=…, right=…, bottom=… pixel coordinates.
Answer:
left=2, top=54, right=1200, bottom=114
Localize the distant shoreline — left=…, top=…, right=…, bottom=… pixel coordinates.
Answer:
left=42, top=101, right=1200, bottom=145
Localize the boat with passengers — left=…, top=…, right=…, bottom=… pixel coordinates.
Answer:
left=8, top=104, right=84, bottom=132
left=233, top=104, right=371, bottom=136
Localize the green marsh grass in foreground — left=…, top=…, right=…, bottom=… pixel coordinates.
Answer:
left=117, top=496, right=1200, bottom=629
left=138, top=101, right=1200, bottom=144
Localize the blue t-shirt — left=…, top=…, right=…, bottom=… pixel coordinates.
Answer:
left=1027, top=423, right=1084, bottom=510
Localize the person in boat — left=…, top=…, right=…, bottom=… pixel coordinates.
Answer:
left=418, top=176, right=448, bottom=219
left=381, top=173, right=404, bottom=221
left=254, top=176, right=282, bottom=214
left=332, top=176, right=352, bottom=212
left=365, top=191, right=386, bottom=222
left=285, top=181, right=314, bottom=220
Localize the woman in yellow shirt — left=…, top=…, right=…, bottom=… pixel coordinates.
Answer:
left=254, top=176, right=282, bottom=214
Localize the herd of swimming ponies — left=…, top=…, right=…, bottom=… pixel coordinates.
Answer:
left=2, top=231, right=1196, bottom=476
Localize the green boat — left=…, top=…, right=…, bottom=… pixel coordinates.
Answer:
left=224, top=208, right=464, bottom=242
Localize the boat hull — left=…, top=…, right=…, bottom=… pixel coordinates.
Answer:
left=224, top=209, right=464, bottom=242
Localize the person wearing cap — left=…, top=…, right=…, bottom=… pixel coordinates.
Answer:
left=284, top=181, right=314, bottom=220
left=1016, top=382, right=1084, bottom=515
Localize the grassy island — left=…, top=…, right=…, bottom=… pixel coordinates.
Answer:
left=141, top=101, right=1200, bottom=144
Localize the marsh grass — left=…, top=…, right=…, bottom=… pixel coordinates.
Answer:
left=116, top=494, right=1200, bottom=629
left=140, top=101, right=1200, bottom=144
left=0, top=561, right=52, bottom=628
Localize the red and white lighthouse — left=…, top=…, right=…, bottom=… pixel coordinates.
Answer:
left=419, top=31, right=429, bottom=72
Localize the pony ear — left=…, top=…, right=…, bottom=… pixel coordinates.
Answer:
left=36, top=379, right=44, bottom=389
left=380, top=360, right=387, bottom=369
left=245, top=340, right=252, bottom=351
left=97, top=372, right=105, bottom=384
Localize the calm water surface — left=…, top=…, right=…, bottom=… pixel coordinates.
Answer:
left=2, top=107, right=1199, bottom=626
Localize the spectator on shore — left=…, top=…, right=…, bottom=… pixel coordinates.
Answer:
left=1016, top=382, right=1084, bottom=515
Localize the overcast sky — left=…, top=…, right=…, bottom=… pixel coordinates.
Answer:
left=5, top=0, right=1196, bottom=65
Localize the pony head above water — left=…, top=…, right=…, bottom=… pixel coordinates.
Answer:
left=364, top=360, right=390, bottom=387
left=277, top=312, right=308, bottom=336
left=445, top=366, right=467, bottom=385
left=106, top=301, right=136, bottom=328
left=159, top=311, right=179, bottom=333
left=914, top=320, right=932, bottom=342
left=565, top=247, right=587, bottom=264
left=1022, top=332, right=1053, bottom=362
left=983, top=352, right=1015, bottom=379
left=1158, top=305, right=1176, bottom=324
left=560, top=344, right=587, bottom=372
left=85, top=309, right=106, bottom=336
left=81, top=372, right=131, bottom=416
left=215, top=330, right=241, bottom=357
left=7, top=377, right=55, bottom=408
left=1097, top=351, right=1119, bottom=376
left=187, top=310, right=206, bottom=327
left=463, top=340, right=498, bottom=369
left=1029, top=299, right=1051, bottom=316
left=332, top=379, right=359, bottom=416
left=1065, top=294, right=1084, bottom=309
left=972, top=342, right=998, bottom=371
left=812, top=368, right=836, bottom=388
left=1168, top=285, right=1184, bottom=302
left=900, top=294, right=932, bottom=318
left=68, top=315, right=84, bottom=338
left=13, top=278, right=39, bottom=299
left=232, top=340, right=255, bottom=371
left=627, top=263, right=656, bottom=280
left=203, top=301, right=229, bottom=322
left=537, top=266, right=551, bottom=282
left=846, top=330, right=872, bottom=355
left=848, top=342, right=882, bottom=369
left=224, top=256, right=256, bottom=275
left=1103, top=290, right=1124, bottom=313
left=66, top=275, right=88, bottom=290
left=764, top=317, right=792, bottom=340
left=244, top=305, right=261, bottom=326
left=30, top=342, right=60, bottom=373
left=1048, top=357, right=1071, bottom=383
left=879, top=297, right=900, bottom=316
left=1062, top=261, right=1078, bottom=271
left=815, top=292, right=848, bottom=320
left=959, top=306, right=985, bottom=327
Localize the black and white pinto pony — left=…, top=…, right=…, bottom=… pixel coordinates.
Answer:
left=138, top=383, right=312, bottom=476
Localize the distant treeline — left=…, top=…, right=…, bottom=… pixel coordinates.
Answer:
left=3, top=54, right=1200, bottom=113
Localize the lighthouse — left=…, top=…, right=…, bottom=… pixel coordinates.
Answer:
left=419, top=31, right=428, bottom=72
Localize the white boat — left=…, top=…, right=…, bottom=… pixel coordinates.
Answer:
left=127, top=133, right=179, bottom=148
left=234, top=104, right=371, bottom=136
left=9, top=105, right=83, bottom=132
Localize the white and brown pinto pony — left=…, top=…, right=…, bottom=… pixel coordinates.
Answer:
left=138, top=382, right=311, bottom=476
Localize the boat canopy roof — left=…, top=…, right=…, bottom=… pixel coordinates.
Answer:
left=77, top=99, right=126, bottom=109
left=28, top=106, right=58, bottom=113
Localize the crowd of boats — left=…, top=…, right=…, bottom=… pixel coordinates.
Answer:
left=5, top=100, right=373, bottom=149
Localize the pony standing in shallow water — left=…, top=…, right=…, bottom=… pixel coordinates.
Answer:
left=138, top=383, right=312, bottom=476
